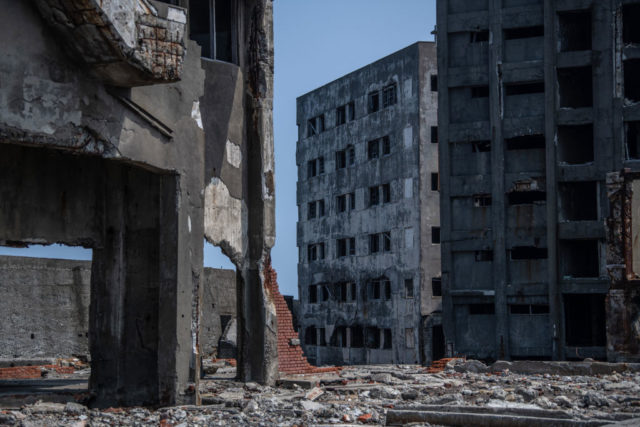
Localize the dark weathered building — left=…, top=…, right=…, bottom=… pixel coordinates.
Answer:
left=437, top=0, right=640, bottom=362
left=0, top=0, right=275, bottom=407
left=296, top=43, right=442, bottom=366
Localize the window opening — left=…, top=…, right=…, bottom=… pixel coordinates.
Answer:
left=559, top=181, right=597, bottom=221
left=469, top=303, right=495, bottom=315
left=505, top=82, right=544, bottom=96
left=384, top=279, right=391, bottom=300
left=432, top=277, right=442, bottom=296
left=506, top=134, right=545, bottom=150
left=351, top=326, right=364, bottom=348
left=432, top=227, right=441, bottom=244
left=318, top=328, right=326, bottom=346
left=368, top=139, right=380, bottom=159
left=336, top=105, right=346, bottom=126
left=558, top=66, right=593, bottom=108
left=368, top=91, right=380, bottom=113
left=510, top=246, right=548, bottom=260
left=558, top=124, right=594, bottom=164
left=507, top=190, right=546, bottom=205
left=471, top=86, right=490, bottom=98
left=504, top=26, right=544, bottom=40
left=623, top=4, right=640, bottom=45
left=336, top=150, right=346, bottom=169
left=347, top=146, right=355, bottom=165
left=382, top=136, right=391, bottom=156
left=382, top=83, right=397, bottom=108
left=308, top=285, right=317, bottom=304
left=382, top=184, right=391, bottom=204
left=431, top=75, right=438, bottom=92
left=564, top=294, right=606, bottom=347
left=470, top=30, right=489, bottom=43
left=405, top=278, right=414, bottom=298
left=625, top=59, right=640, bottom=103
left=304, top=326, right=317, bottom=345
left=383, top=329, right=393, bottom=349
left=626, top=121, right=640, bottom=159
left=431, top=126, right=438, bottom=143
left=431, top=173, right=439, bottom=191
left=366, top=327, right=381, bottom=349
left=560, top=240, right=599, bottom=278
left=558, top=10, right=592, bottom=52
left=474, top=194, right=492, bottom=207
left=369, top=186, right=380, bottom=206
left=472, top=140, right=491, bottom=152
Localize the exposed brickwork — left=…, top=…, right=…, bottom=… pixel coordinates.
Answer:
left=0, top=365, right=74, bottom=380
left=263, top=257, right=339, bottom=375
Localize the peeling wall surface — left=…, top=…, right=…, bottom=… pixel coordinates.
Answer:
left=0, top=0, right=275, bottom=407
left=296, top=43, right=441, bottom=366
left=437, top=0, right=640, bottom=362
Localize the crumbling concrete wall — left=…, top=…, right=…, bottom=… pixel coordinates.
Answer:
left=0, top=256, right=91, bottom=360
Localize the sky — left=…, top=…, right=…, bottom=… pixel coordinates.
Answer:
left=0, top=0, right=436, bottom=298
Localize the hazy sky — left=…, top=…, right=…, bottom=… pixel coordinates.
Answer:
left=0, top=0, right=436, bottom=298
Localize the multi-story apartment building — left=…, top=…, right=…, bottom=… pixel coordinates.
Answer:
left=437, top=0, right=640, bottom=362
left=296, top=42, right=441, bottom=366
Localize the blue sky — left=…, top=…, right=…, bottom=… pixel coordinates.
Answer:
left=0, top=0, right=436, bottom=298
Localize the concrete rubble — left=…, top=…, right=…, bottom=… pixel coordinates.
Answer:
left=2, top=360, right=640, bottom=426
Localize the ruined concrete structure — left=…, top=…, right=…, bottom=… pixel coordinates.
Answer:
left=0, top=256, right=235, bottom=360
left=296, top=43, right=442, bottom=366
left=0, top=0, right=275, bottom=407
left=437, top=0, right=640, bottom=362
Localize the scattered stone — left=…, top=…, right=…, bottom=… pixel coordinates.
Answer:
left=305, top=386, right=324, bottom=401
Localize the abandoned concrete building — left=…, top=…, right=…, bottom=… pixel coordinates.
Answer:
left=0, top=0, right=276, bottom=407
left=296, top=43, right=442, bottom=366
left=437, top=0, right=640, bottom=362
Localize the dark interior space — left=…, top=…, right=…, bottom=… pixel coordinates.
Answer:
left=623, top=4, right=640, bottom=45
left=505, top=82, right=545, bottom=96
left=504, top=26, right=544, bottom=40
left=558, top=10, right=592, bottom=52
left=557, top=124, right=594, bottom=164
left=365, top=327, right=380, bottom=349
left=507, top=190, right=546, bottom=205
left=626, top=121, right=640, bottom=160
left=559, top=239, right=599, bottom=278
left=558, top=66, right=593, bottom=108
left=564, top=294, right=606, bottom=347
left=624, top=59, right=640, bottom=103
left=351, top=326, right=364, bottom=348
left=510, top=246, right=548, bottom=260
left=505, top=134, right=545, bottom=150
left=432, top=325, right=445, bottom=361
left=558, top=181, right=598, bottom=221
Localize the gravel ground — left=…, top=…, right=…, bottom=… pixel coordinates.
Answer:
left=2, top=360, right=640, bottom=426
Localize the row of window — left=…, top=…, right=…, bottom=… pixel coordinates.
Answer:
left=306, top=227, right=441, bottom=262
left=305, top=82, right=399, bottom=139
left=304, top=325, right=398, bottom=349
left=308, top=277, right=442, bottom=304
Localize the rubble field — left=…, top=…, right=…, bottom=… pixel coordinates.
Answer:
left=1, top=359, right=640, bottom=426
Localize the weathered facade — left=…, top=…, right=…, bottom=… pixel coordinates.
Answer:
left=296, top=43, right=442, bottom=366
left=0, top=0, right=275, bottom=407
left=437, top=0, right=640, bottom=362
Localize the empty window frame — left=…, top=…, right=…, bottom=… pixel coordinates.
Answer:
left=560, top=239, right=599, bottom=278
left=623, top=4, right=640, bottom=45
left=505, top=82, right=544, bottom=96
left=510, top=246, right=548, bottom=260
left=382, top=83, right=398, bottom=108
left=318, top=328, right=327, bottom=346
left=307, top=199, right=324, bottom=220
left=308, top=285, right=317, bottom=303
left=431, top=75, right=438, bottom=92
left=432, top=277, right=442, bottom=296
left=369, top=232, right=391, bottom=254
left=558, top=124, right=594, bottom=164
left=504, top=25, right=544, bottom=40
left=307, top=157, right=324, bottom=178
left=382, top=136, right=391, bottom=156
left=558, top=10, right=592, bottom=52
left=351, top=326, right=364, bottom=348
left=189, top=0, right=238, bottom=63
left=469, top=303, right=495, bottom=315
left=384, top=279, right=391, bottom=300
left=431, top=126, right=438, bottom=143
left=366, top=327, right=381, bottom=349
left=336, top=150, right=346, bottom=169
left=564, top=294, right=606, bottom=347
left=368, top=139, right=380, bottom=159
left=321, top=284, right=329, bottom=302
left=336, top=194, right=347, bottom=213
left=307, top=243, right=325, bottom=262
left=558, top=181, right=598, bottom=221
left=405, top=278, right=414, bottom=298
left=334, top=282, right=348, bottom=303
left=507, top=190, right=546, bottom=205
left=432, top=227, right=441, bottom=244
left=470, top=30, right=489, bottom=43
left=626, top=121, right=640, bottom=159
left=382, top=232, right=391, bottom=252
left=505, top=134, right=545, bottom=150
left=330, top=326, right=348, bottom=347
left=382, top=183, right=391, bottom=204
left=368, top=91, right=380, bottom=113
left=336, top=237, right=355, bottom=258
left=347, top=146, right=355, bottom=165
left=350, top=282, right=357, bottom=301
left=304, top=326, right=317, bottom=345
left=383, top=329, right=392, bottom=349
left=474, top=194, right=492, bottom=207
left=431, top=173, right=439, bottom=191
left=558, top=66, right=593, bottom=108
left=306, top=114, right=325, bottom=137
left=369, top=186, right=380, bottom=207
left=336, top=105, right=347, bottom=126
left=624, top=59, right=640, bottom=103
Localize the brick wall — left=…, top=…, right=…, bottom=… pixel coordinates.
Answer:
left=263, top=258, right=338, bottom=375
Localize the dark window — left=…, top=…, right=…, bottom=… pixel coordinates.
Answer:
left=305, top=326, right=316, bottom=345
left=560, top=239, right=599, bottom=278
left=431, top=75, right=438, bottom=92
left=368, top=139, right=380, bottom=159
left=336, top=105, right=346, bottom=126
left=474, top=194, right=492, bottom=207
left=469, top=303, right=495, bottom=315
left=349, top=192, right=356, bottom=210
left=307, top=201, right=316, bottom=220
left=308, top=285, right=317, bottom=304
left=505, top=135, right=545, bottom=150
left=558, top=124, right=594, bottom=164
left=558, top=10, right=592, bottom=52
left=351, top=326, right=364, bottom=348
left=558, top=66, right=593, bottom=108
left=307, top=118, right=316, bottom=137
left=382, top=183, right=391, bottom=204
left=472, top=140, right=491, bottom=152
left=330, top=326, right=348, bottom=347
left=405, top=278, right=414, bottom=298
left=189, top=0, right=238, bottom=63
left=368, top=91, right=380, bottom=113
left=432, top=278, right=442, bottom=296
left=432, top=227, right=440, bottom=244
left=471, top=86, right=490, bottom=98
left=470, top=30, right=489, bottom=42
left=349, top=237, right=356, bottom=256
left=564, top=294, right=606, bottom=347
left=307, top=243, right=325, bottom=262
left=510, top=246, right=548, bottom=260
left=350, top=282, right=357, bottom=301
left=623, top=4, right=640, bottom=45
left=510, top=304, right=530, bottom=315
left=383, top=329, right=392, bottom=349
left=505, top=82, right=544, bottom=95
left=318, top=200, right=325, bottom=217
left=336, top=150, right=346, bottom=169
left=431, top=173, right=439, bottom=191
left=431, top=126, right=438, bottom=144
left=318, top=157, right=325, bottom=174
left=382, top=136, right=391, bottom=155
left=369, top=186, right=380, bottom=206
left=371, top=280, right=381, bottom=300
left=384, top=279, right=391, bottom=300
left=507, top=190, right=546, bottom=205
left=366, top=327, right=381, bottom=349
left=348, top=101, right=355, bottom=121
left=321, top=285, right=329, bottom=302
left=369, top=234, right=380, bottom=253
left=626, top=121, right=640, bottom=160
left=318, top=328, right=327, bottom=346
left=307, top=159, right=316, bottom=179
left=336, top=195, right=346, bottom=213
left=531, top=305, right=550, bottom=314
left=625, top=59, right=640, bottom=102
left=559, top=181, right=598, bottom=221
left=382, top=232, right=391, bottom=252
left=337, top=238, right=347, bottom=257
left=382, top=83, right=397, bottom=108
left=504, top=26, right=544, bottom=40
left=347, top=146, right=356, bottom=165
left=475, top=250, right=493, bottom=262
